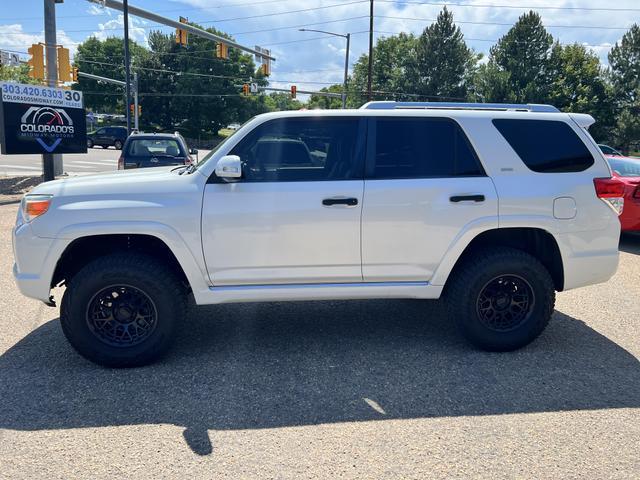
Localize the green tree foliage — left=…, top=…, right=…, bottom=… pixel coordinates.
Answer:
left=608, top=24, right=640, bottom=151
left=609, top=24, right=640, bottom=104
left=74, top=24, right=268, bottom=138
left=548, top=43, right=615, bottom=140
left=489, top=11, right=553, bottom=102
left=350, top=32, right=417, bottom=104
left=308, top=84, right=344, bottom=109
left=263, top=92, right=303, bottom=111
left=469, top=61, right=516, bottom=103
left=413, top=7, right=479, bottom=100
left=0, top=64, right=38, bottom=84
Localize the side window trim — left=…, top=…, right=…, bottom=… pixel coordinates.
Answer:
left=208, top=116, right=367, bottom=184
left=365, top=116, right=486, bottom=180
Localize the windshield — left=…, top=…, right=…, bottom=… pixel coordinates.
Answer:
left=607, top=157, right=640, bottom=177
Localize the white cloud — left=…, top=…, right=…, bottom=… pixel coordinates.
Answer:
left=93, top=14, right=148, bottom=46
left=87, top=5, right=111, bottom=17
left=0, top=24, right=79, bottom=58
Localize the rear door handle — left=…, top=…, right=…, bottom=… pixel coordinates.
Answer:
left=322, top=197, right=358, bottom=207
left=449, top=194, right=485, bottom=203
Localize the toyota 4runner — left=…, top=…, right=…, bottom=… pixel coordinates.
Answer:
left=12, top=102, right=623, bottom=367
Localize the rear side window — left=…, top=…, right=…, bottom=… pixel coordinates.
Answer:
left=492, top=119, right=594, bottom=173
left=370, top=117, right=484, bottom=179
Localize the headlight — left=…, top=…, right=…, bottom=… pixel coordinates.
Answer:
left=21, top=194, right=53, bottom=222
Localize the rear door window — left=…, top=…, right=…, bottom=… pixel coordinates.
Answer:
left=368, top=117, right=485, bottom=179
left=492, top=119, right=595, bottom=173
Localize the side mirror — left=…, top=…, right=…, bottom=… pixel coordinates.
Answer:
left=190, top=148, right=198, bottom=155
left=215, top=155, right=242, bottom=179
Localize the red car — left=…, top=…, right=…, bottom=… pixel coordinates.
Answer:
left=606, top=155, right=640, bottom=232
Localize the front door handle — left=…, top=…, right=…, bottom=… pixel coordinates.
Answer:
left=322, top=197, right=358, bottom=207
left=450, top=194, right=485, bottom=203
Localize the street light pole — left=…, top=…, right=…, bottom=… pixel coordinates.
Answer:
left=299, top=29, right=351, bottom=109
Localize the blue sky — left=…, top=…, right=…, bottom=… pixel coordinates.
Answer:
left=1, top=0, right=638, bottom=95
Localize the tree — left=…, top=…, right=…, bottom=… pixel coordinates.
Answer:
left=608, top=24, right=640, bottom=151
left=0, top=64, right=37, bottom=84
left=412, top=8, right=479, bottom=100
left=469, top=61, right=516, bottom=103
left=608, top=23, right=640, bottom=105
left=73, top=36, right=149, bottom=114
left=73, top=24, right=268, bottom=138
left=489, top=11, right=553, bottom=102
left=547, top=43, right=615, bottom=140
left=307, top=85, right=344, bottom=109
left=350, top=32, right=417, bottom=104
left=264, top=92, right=303, bottom=111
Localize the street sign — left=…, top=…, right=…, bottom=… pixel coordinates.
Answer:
left=0, top=82, right=87, bottom=155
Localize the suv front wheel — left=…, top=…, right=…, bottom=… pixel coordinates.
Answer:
left=60, top=253, right=186, bottom=367
left=446, top=247, right=555, bottom=351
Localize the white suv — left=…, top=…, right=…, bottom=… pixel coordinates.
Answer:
left=12, top=102, right=623, bottom=367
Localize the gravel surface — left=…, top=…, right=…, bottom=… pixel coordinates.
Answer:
left=1, top=203, right=638, bottom=479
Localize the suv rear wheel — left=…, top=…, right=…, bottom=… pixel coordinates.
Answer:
left=60, top=253, right=186, bottom=367
left=446, top=247, right=555, bottom=351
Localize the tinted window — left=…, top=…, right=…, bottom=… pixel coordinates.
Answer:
left=607, top=157, right=640, bottom=177
left=229, top=117, right=362, bottom=182
left=127, top=139, right=183, bottom=157
left=493, top=119, right=594, bottom=173
left=370, top=117, right=484, bottom=179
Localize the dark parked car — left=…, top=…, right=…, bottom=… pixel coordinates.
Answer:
left=87, top=126, right=128, bottom=150
left=118, top=132, right=197, bottom=170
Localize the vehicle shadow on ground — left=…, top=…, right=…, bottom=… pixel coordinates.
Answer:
left=1, top=300, right=639, bottom=456
left=619, top=233, right=640, bottom=255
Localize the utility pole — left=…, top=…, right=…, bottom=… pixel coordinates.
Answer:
left=133, top=71, right=139, bottom=131
left=43, top=0, right=62, bottom=181
left=367, top=0, right=374, bottom=102
left=123, top=0, right=132, bottom=135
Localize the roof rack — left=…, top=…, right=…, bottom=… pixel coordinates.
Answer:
left=360, top=101, right=560, bottom=113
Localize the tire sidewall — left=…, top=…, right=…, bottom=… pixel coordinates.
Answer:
left=114, top=140, right=123, bottom=150
left=87, top=139, right=93, bottom=148
left=61, top=262, right=179, bottom=366
left=456, top=255, right=553, bottom=351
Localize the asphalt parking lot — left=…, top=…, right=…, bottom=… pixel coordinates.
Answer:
left=1, top=202, right=639, bottom=479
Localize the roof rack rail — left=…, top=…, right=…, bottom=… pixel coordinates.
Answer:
left=360, top=101, right=560, bottom=113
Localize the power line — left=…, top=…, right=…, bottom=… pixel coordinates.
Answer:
left=377, top=15, right=635, bottom=31
left=380, top=0, right=640, bottom=12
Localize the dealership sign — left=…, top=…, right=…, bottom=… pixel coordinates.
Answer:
left=0, top=82, right=87, bottom=154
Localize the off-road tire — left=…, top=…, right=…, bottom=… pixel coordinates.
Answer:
left=60, top=253, right=186, bottom=367
left=446, top=247, right=555, bottom=351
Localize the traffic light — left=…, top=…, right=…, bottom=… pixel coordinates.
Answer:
left=242, top=84, right=250, bottom=96
left=291, top=85, right=297, bottom=99
left=57, top=46, right=71, bottom=82
left=260, top=62, right=270, bottom=76
left=27, top=44, right=45, bottom=81
left=216, top=43, right=228, bottom=59
left=71, top=67, right=79, bottom=82
left=130, top=104, right=142, bottom=115
left=176, top=16, right=188, bottom=46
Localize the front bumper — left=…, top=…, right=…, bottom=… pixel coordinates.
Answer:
left=12, top=222, right=64, bottom=304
